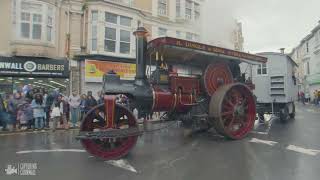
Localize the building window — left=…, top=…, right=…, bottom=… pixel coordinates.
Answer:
left=194, top=34, right=200, bottom=41
left=120, top=16, right=132, bottom=26
left=158, top=28, right=167, bottom=37
left=91, top=11, right=98, bottom=51
left=105, top=27, right=117, bottom=52
left=305, top=61, right=310, bottom=75
left=46, top=7, right=53, bottom=41
left=257, top=63, right=267, bottom=75
left=158, top=0, right=167, bottom=16
left=194, top=3, right=200, bottom=20
left=120, top=30, right=130, bottom=54
left=186, top=32, right=193, bottom=40
left=17, top=0, right=55, bottom=42
left=176, top=0, right=181, bottom=18
left=104, top=12, right=132, bottom=54
left=176, top=31, right=181, bottom=38
left=105, top=12, right=118, bottom=24
left=185, top=0, right=192, bottom=20
left=306, top=42, right=309, bottom=53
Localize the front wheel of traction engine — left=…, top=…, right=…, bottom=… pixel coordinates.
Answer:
left=209, top=83, right=256, bottom=140
left=80, top=104, right=138, bottom=160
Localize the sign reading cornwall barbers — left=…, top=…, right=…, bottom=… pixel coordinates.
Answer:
left=0, top=56, right=69, bottom=78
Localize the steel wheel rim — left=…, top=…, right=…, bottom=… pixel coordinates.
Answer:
left=80, top=104, right=138, bottom=160
left=210, top=83, right=256, bottom=139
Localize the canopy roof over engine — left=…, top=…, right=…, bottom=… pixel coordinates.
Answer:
left=147, top=37, right=267, bottom=66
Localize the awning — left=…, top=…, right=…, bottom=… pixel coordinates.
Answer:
left=147, top=37, right=267, bottom=66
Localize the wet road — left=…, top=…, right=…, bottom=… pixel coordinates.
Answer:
left=1, top=103, right=320, bottom=180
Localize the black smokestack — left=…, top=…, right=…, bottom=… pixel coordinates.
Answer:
left=133, top=27, right=148, bottom=85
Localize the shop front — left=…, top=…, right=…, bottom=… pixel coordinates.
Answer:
left=82, top=58, right=136, bottom=97
left=0, top=56, right=70, bottom=96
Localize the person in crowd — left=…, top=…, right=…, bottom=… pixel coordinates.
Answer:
left=31, top=93, right=46, bottom=131
left=69, top=91, right=81, bottom=128
left=63, top=95, right=70, bottom=123
left=8, top=91, right=25, bottom=131
left=300, top=91, right=305, bottom=105
left=0, top=94, right=9, bottom=131
left=51, top=96, right=63, bottom=132
left=97, top=91, right=104, bottom=105
left=59, top=95, right=69, bottom=130
left=317, top=89, right=320, bottom=106
left=17, top=102, right=33, bottom=130
left=85, top=92, right=97, bottom=112
left=44, top=89, right=54, bottom=128
left=314, top=90, right=318, bottom=105
left=79, top=94, right=87, bottom=121
left=51, top=88, right=60, bottom=102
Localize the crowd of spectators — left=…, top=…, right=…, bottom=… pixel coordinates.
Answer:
left=0, top=85, right=103, bottom=132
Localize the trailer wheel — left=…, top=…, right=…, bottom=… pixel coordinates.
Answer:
left=289, top=103, right=295, bottom=119
left=279, top=105, right=289, bottom=123
left=209, top=83, right=256, bottom=140
left=80, top=104, right=138, bottom=160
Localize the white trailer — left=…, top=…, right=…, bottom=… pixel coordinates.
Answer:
left=242, top=52, right=298, bottom=122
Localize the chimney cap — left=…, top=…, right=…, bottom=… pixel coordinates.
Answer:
left=133, top=27, right=148, bottom=37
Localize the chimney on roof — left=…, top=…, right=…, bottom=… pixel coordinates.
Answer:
left=280, top=48, right=285, bottom=54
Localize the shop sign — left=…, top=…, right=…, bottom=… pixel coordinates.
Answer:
left=85, top=60, right=136, bottom=82
left=0, top=57, right=69, bottom=78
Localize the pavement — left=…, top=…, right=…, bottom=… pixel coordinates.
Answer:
left=0, top=102, right=320, bottom=180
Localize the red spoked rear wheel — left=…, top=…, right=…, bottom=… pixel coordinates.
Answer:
left=80, top=104, right=138, bottom=160
left=209, top=83, right=256, bottom=139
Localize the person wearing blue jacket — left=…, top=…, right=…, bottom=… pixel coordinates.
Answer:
left=31, top=93, right=46, bottom=130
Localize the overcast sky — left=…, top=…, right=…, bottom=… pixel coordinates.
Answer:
left=203, top=0, right=320, bottom=53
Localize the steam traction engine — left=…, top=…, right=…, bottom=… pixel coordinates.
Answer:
left=77, top=27, right=267, bottom=160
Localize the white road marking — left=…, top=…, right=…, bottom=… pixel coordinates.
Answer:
left=105, top=159, right=137, bottom=173
left=169, top=156, right=187, bottom=167
left=286, top=145, right=320, bottom=156
left=249, top=138, right=278, bottom=146
left=16, top=149, right=86, bottom=154
left=251, top=131, right=268, bottom=135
